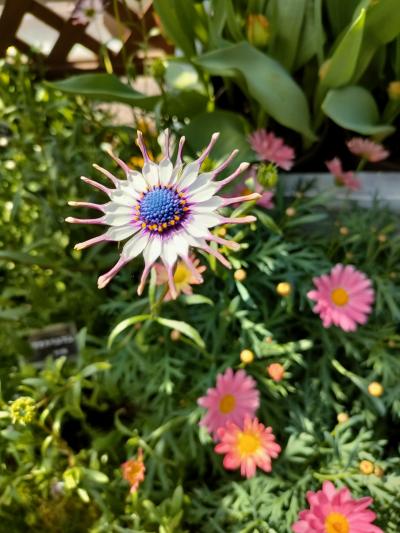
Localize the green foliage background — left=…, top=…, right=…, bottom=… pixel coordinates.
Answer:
left=0, top=55, right=400, bottom=532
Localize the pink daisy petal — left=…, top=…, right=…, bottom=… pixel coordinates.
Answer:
left=347, top=137, right=389, bottom=162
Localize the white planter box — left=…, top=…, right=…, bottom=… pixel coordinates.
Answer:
left=284, top=172, right=400, bottom=210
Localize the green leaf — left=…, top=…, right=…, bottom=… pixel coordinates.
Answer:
left=156, top=317, right=205, bottom=349
left=294, top=0, right=325, bottom=69
left=322, top=86, right=395, bottom=135
left=82, top=468, right=109, bottom=484
left=80, top=362, right=111, bottom=378
left=48, top=74, right=160, bottom=110
left=0, top=250, right=47, bottom=265
left=323, top=9, right=366, bottom=88
left=195, top=42, right=316, bottom=139
left=255, top=209, right=282, bottom=236
left=182, top=295, right=214, bottom=306
left=153, top=0, right=197, bottom=57
left=182, top=110, right=253, bottom=164
left=108, top=314, right=152, bottom=348
left=268, top=0, right=307, bottom=71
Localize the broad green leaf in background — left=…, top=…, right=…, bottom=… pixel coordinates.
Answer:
left=294, top=0, right=325, bottom=69
left=354, top=0, right=400, bottom=81
left=182, top=110, right=254, bottom=164
left=48, top=74, right=160, bottom=110
left=322, top=9, right=366, bottom=88
left=322, top=85, right=395, bottom=136
left=268, top=0, right=307, bottom=72
left=156, top=317, right=205, bottom=349
left=195, top=42, right=316, bottom=140
left=153, top=0, right=200, bottom=57
left=325, top=0, right=363, bottom=36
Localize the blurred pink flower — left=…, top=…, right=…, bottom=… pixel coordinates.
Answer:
left=249, top=130, right=295, bottom=170
left=292, top=480, right=383, bottom=533
left=154, top=254, right=206, bottom=301
left=347, top=137, right=389, bottom=162
left=71, top=0, right=104, bottom=25
left=215, top=416, right=281, bottom=478
left=325, top=158, right=361, bottom=191
left=197, top=368, right=259, bottom=439
left=307, top=264, right=374, bottom=332
left=121, top=449, right=145, bottom=493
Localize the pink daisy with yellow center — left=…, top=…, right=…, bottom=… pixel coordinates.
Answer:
left=154, top=254, right=206, bottom=301
left=197, top=368, right=259, bottom=439
left=215, top=416, right=281, bottom=478
left=347, top=137, right=389, bottom=163
left=121, top=448, right=145, bottom=493
left=292, top=480, right=383, bottom=533
left=307, top=264, right=374, bottom=332
left=248, top=129, right=295, bottom=170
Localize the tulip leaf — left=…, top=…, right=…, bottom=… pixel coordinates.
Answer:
left=322, top=86, right=395, bottom=135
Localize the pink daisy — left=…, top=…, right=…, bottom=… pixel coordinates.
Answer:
left=292, top=480, right=383, bottom=533
left=215, top=416, right=281, bottom=478
left=347, top=137, right=389, bottom=162
left=307, top=264, right=374, bottom=332
left=248, top=129, right=295, bottom=170
left=71, top=0, right=104, bottom=25
left=197, top=368, right=259, bottom=438
left=325, top=158, right=361, bottom=191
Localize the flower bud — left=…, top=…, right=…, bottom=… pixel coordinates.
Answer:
left=276, top=282, right=291, bottom=297
left=267, top=363, right=285, bottom=382
left=170, top=329, right=181, bottom=341
left=234, top=269, right=247, bottom=282
left=388, top=81, right=400, bottom=100
left=359, top=460, right=374, bottom=475
left=285, top=207, right=296, bottom=217
left=257, top=162, right=278, bottom=188
left=337, top=412, right=349, bottom=424
left=339, top=226, right=349, bottom=236
left=10, top=396, right=36, bottom=425
left=374, top=465, right=384, bottom=477
left=368, top=381, right=383, bottom=397
left=240, top=349, right=254, bottom=364
left=246, top=14, right=270, bottom=49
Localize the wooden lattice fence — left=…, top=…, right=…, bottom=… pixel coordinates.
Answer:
left=0, top=0, right=172, bottom=76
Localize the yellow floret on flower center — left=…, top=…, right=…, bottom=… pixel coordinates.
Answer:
left=325, top=512, right=349, bottom=533
left=331, top=287, right=349, bottom=306
left=219, top=394, right=236, bottom=414
left=237, top=431, right=261, bottom=455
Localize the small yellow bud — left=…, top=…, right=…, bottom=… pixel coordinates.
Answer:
left=337, top=412, right=349, bottom=424
left=285, top=207, right=296, bottom=217
left=276, top=282, right=292, bottom=297
left=389, top=272, right=397, bottom=280
left=378, top=233, right=387, bottom=243
left=170, top=329, right=181, bottom=341
left=216, top=226, right=227, bottom=237
left=359, top=460, right=374, bottom=475
left=246, top=14, right=270, bottom=49
left=240, top=349, right=254, bottom=364
left=264, top=336, right=273, bottom=344
left=388, top=81, right=400, bottom=100
left=10, top=397, right=36, bottom=425
left=374, top=465, right=384, bottom=477
left=388, top=339, right=396, bottom=348
left=339, top=226, right=349, bottom=236
left=234, top=269, right=247, bottom=282
left=368, top=381, right=384, bottom=397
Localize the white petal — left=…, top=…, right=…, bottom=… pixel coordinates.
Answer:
left=193, top=213, right=221, bottom=228
left=161, top=237, right=178, bottom=266
left=105, top=224, right=140, bottom=241
left=186, top=171, right=213, bottom=193
left=122, top=231, right=150, bottom=260
left=179, top=161, right=200, bottom=189
left=158, top=158, right=173, bottom=186
left=183, top=219, right=210, bottom=239
left=180, top=227, right=202, bottom=246
left=189, top=182, right=219, bottom=202
left=104, top=203, right=133, bottom=216
left=104, top=212, right=133, bottom=226
left=110, top=189, right=139, bottom=206
left=170, top=231, right=190, bottom=257
left=127, top=170, right=147, bottom=192
left=191, top=196, right=223, bottom=212
left=143, top=235, right=162, bottom=265
left=142, top=161, right=159, bottom=187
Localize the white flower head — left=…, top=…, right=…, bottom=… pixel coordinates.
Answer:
left=66, top=130, right=259, bottom=298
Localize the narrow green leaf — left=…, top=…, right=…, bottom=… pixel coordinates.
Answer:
left=48, top=74, right=160, bottom=110
left=156, top=317, right=205, bottom=349
left=322, top=86, right=395, bottom=135
left=182, top=295, right=214, bottom=306
left=196, top=42, right=316, bottom=139
left=153, top=0, right=197, bottom=57
left=108, top=314, right=152, bottom=348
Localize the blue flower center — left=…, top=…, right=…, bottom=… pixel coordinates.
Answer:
left=137, top=186, right=188, bottom=232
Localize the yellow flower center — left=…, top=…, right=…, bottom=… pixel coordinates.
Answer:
left=219, top=394, right=236, bottom=414
left=173, top=262, right=191, bottom=286
left=237, top=431, right=261, bottom=455
left=331, top=287, right=349, bottom=306
left=325, top=512, right=349, bottom=533
left=242, top=187, right=253, bottom=196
